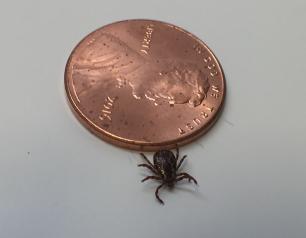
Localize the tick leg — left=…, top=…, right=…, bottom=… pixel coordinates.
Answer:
left=175, top=175, right=198, bottom=185
left=141, top=176, right=161, bottom=183
left=140, top=153, right=155, bottom=167
left=155, top=183, right=165, bottom=204
left=175, top=146, right=179, bottom=160
left=175, top=176, right=188, bottom=183
left=138, top=163, right=159, bottom=175
left=177, top=155, right=187, bottom=170
left=176, top=172, right=198, bottom=185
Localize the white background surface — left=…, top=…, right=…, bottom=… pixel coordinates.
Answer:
left=0, top=0, right=305, bottom=237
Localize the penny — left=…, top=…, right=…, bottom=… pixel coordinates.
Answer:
left=65, top=19, right=225, bottom=151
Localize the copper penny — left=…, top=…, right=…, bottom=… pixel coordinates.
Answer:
left=65, top=19, right=225, bottom=151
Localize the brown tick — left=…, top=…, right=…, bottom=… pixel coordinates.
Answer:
left=138, top=147, right=198, bottom=204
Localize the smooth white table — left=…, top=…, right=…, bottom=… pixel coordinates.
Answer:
left=0, top=0, right=305, bottom=237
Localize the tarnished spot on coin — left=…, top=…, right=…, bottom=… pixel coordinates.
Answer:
left=65, top=19, right=225, bottom=151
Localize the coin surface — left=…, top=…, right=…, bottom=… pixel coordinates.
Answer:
left=65, top=19, right=225, bottom=151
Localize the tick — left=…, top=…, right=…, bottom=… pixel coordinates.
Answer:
left=138, top=147, right=198, bottom=204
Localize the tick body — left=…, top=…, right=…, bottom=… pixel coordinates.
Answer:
left=138, top=148, right=197, bottom=204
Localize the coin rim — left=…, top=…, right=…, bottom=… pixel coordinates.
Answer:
left=64, top=19, right=226, bottom=151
